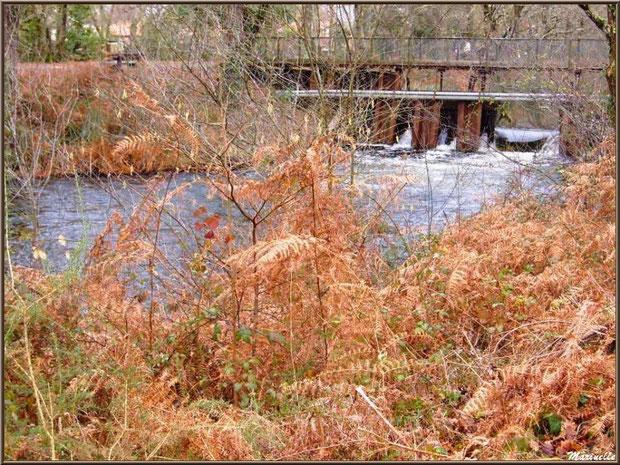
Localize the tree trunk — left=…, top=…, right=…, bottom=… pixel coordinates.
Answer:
left=55, top=4, right=68, bottom=60
left=606, top=5, right=616, bottom=113
left=3, top=5, right=20, bottom=66
left=578, top=4, right=616, bottom=120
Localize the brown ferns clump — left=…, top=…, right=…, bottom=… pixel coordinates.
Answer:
left=3, top=137, right=615, bottom=460
left=379, top=138, right=615, bottom=459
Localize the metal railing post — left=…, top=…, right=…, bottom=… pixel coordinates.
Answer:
left=486, top=38, right=490, bottom=64
left=407, top=37, right=412, bottom=63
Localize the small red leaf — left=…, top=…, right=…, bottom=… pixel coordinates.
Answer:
left=204, top=230, right=215, bottom=239
left=540, top=441, right=555, bottom=457
left=193, top=206, right=208, bottom=217
left=194, top=221, right=206, bottom=231
left=204, top=214, right=221, bottom=231
left=224, top=234, right=233, bottom=244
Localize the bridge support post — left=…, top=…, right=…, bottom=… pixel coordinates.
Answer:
left=481, top=103, right=497, bottom=142
left=372, top=71, right=402, bottom=144
left=411, top=100, right=441, bottom=150
left=456, top=101, right=482, bottom=152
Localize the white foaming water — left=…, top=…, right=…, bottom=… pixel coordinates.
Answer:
left=478, top=133, right=490, bottom=152
left=438, top=128, right=448, bottom=146
left=495, top=127, right=559, bottom=144
left=392, top=128, right=412, bottom=149
left=352, top=129, right=567, bottom=233
left=429, top=136, right=456, bottom=154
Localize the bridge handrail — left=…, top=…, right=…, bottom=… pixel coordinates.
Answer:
left=256, top=36, right=608, bottom=68
left=259, top=35, right=605, bottom=42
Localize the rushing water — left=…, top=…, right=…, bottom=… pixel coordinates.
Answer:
left=8, top=134, right=568, bottom=272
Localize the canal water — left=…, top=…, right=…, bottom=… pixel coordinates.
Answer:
left=7, top=134, right=568, bottom=273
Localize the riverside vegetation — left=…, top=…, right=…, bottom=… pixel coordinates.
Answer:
left=3, top=4, right=616, bottom=459
left=3, top=70, right=616, bottom=458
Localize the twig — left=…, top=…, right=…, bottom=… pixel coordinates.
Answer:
left=381, top=439, right=449, bottom=458
left=354, top=385, right=404, bottom=441
left=493, top=319, right=565, bottom=353
left=145, top=431, right=172, bottom=460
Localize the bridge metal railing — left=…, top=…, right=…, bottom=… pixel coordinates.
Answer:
left=256, top=37, right=608, bottom=68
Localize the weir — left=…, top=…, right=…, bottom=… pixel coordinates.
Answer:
left=276, top=87, right=506, bottom=150
left=263, top=36, right=606, bottom=155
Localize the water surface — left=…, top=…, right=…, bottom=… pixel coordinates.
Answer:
left=8, top=138, right=567, bottom=272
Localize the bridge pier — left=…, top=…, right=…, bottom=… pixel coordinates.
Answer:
left=372, top=71, right=403, bottom=144
left=411, top=100, right=441, bottom=150
left=456, top=102, right=482, bottom=152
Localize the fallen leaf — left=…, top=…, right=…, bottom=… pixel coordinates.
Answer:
left=33, top=248, right=47, bottom=261
left=556, top=439, right=580, bottom=456
left=564, top=421, right=577, bottom=440
left=193, top=206, right=208, bottom=217
left=204, top=214, right=221, bottom=231
left=540, top=441, right=555, bottom=456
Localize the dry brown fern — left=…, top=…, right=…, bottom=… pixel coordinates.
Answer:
left=112, top=132, right=161, bottom=158
left=227, top=235, right=324, bottom=269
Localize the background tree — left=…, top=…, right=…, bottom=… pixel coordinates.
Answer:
left=578, top=4, right=616, bottom=118
left=17, top=4, right=104, bottom=61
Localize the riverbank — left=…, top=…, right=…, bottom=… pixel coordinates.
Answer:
left=4, top=138, right=614, bottom=460
left=6, top=61, right=309, bottom=179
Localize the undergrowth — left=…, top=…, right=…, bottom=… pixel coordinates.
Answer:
left=8, top=62, right=310, bottom=177
left=4, top=134, right=615, bottom=459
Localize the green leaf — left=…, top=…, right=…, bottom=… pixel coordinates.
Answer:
left=266, top=331, right=286, bottom=345
left=205, top=307, right=220, bottom=318
left=545, top=412, right=562, bottom=435
left=212, top=323, right=221, bottom=341
left=236, top=325, right=252, bottom=344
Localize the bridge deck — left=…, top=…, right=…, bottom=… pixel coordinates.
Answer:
left=258, top=37, right=607, bottom=71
